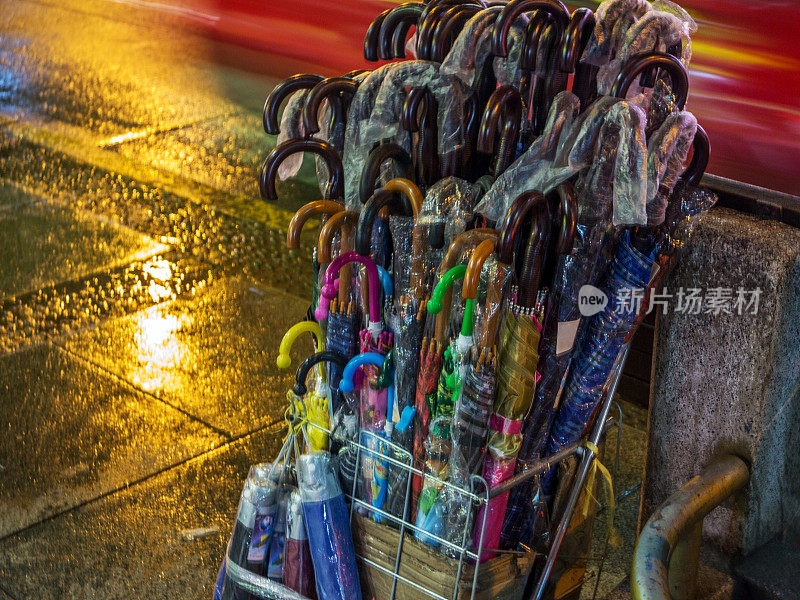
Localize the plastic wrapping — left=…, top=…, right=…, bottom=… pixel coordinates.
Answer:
left=581, top=0, right=651, bottom=68
left=414, top=416, right=452, bottom=547
left=439, top=8, right=504, bottom=88
left=645, top=111, right=698, bottom=225
left=493, top=18, right=528, bottom=91
left=276, top=90, right=310, bottom=180
left=475, top=91, right=581, bottom=223
left=541, top=230, right=654, bottom=497
left=298, top=452, right=361, bottom=600
left=343, top=64, right=399, bottom=210
left=304, top=391, right=331, bottom=452
left=659, top=180, right=718, bottom=255
left=284, top=490, right=317, bottom=600
left=596, top=7, right=696, bottom=96
left=361, top=60, right=471, bottom=168
left=222, top=466, right=280, bottom=599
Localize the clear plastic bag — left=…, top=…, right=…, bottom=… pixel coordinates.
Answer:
left=581, top=0, right=651, bottom=68
left=646, top=111, right=698, bottom=225
left=596, top=7, right=696, bottom=96
left=440, top=8, right=504, bottom=87
left=276, top=89, right=310, bottom=180
left=475, top=91, right=581, bottom=223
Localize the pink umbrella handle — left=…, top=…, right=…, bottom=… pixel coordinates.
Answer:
left=319, top=251, right=381, bottom=323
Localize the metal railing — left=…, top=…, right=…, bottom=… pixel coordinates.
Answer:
left=631, top=454, right=750, bottom=600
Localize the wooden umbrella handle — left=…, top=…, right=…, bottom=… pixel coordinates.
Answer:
left=287, top=200, right=344, bottom=249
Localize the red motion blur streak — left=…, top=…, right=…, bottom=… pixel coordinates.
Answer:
left=187, top=0, right=799, bottom=196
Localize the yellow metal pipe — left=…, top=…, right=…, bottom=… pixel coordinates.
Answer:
left=631, top=455, right=749, bottom=600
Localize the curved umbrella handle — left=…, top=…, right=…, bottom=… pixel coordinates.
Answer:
left=319, top=252, right=381, bottom=324
left=359, top=142, right=413, bottom=205
left=383, top=178, right=423, bottom=218
left=287, top=200, right=344, bottom=250
left=516, top=192, right=551, bottom=308
left=365, top=8, right=394, bottom=61
left=379, top=3, right=425, bottom=60
left=293, top=350, right=347, bottom=396
left=478, top=85, right=523, bottom=175
left=492, top=0, right=569, bottom=58
left=610, top=52, right=689, bottom=110
left=681, top=125, right=710, bottom=187
left=400, top=86, right=427, bottom=133
left=317, top=210, right=359, bottom=263
left=497, top=189, right=546, bottom=266
left=553, top=181, right=578, bottom=253
left=303, top=77, right=359, bottom=135
left=464, top=238, right=507, bottom=350
left=463, top=238, right=497, bottom=300
left=260, top=138, right=344, bottom=202
left=263, top=73, right=324, bottom=135
left=355, top=189, right=415, bottom=256
left=521, top=10, right=557, bottom=72
left=559, top=7, right=594, bottom=72
left=431, top=5, right=483, bottom=62
left=428, top=264, right=476, bottom=338
left=339, top=352, right=389, bottom=393
left=278, top=321, right=326, bottom=369
left=434, top=228, right=498, bottom=344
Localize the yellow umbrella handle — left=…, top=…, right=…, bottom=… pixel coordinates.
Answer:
left=277, top=321, right=326, bottom=369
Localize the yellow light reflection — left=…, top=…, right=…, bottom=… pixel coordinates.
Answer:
left=130, top=304, right=192, bottom=392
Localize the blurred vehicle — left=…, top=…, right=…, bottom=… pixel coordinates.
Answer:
left=187, top=0, right=800, bottom=197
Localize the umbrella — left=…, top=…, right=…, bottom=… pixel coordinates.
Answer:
left=263, top=73, right=325, bottom=136
left=293, top=352, right=349, bottom=454
left=477, top=85, right=524, bottom=178
left=317, top=210, right=361, bottom=393
left=286, top=200, right=345, bottom=316
left=359, top=178, right=424, bottom=518
left=358, top=143, right=415, bottom=273
left=412, top=228, right=499, bottom=517
left=284, top=489, right=317, bottom=600
left=441, top=237, right=509, bottom=552
left=340, top=352, right=399, bottom=523
left=475, top=190, right=554, bottom=559
left=298, top=452, right=362, bottom=600
left=363, top=7, right=396, bottom=61
left=558, top=8, right=598, bottom=111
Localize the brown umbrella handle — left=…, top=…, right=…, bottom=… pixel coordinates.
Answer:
left=317, top=210, right=358, bottom=263
left=463, top=239, right=497, bottom=300
left=317, top=210, right=359, bottom=306
left=434, top=229, right=499, bottom=345
left=481, top=262, right=509, bottom=351
left=287, top=200, right=344, bottom=250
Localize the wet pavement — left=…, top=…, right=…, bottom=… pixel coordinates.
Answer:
left=0, top=0, right=648, bottom=598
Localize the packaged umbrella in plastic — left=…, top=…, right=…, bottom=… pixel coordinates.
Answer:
left=298, top=452, right=362, bottom=600
left=284, top=489, right=317, bottom=600
left=414, top=415, right=452, bottom=548
left=220, top=462, right=280, bottom=600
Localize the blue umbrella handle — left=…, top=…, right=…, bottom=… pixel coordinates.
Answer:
left=339, top=352, right=388, bottom=393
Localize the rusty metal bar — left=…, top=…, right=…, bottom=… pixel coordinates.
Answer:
left=631, top=455, right=750, bottom=600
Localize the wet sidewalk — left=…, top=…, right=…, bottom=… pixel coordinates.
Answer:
left=0, top=1, right=647, bottom=598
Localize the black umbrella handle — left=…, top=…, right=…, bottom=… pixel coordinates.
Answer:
left=263, top=73, right=324, bottom=135
left=293, top=351, right=348, bottom=396
left=355, top=189, right=414, bottom=256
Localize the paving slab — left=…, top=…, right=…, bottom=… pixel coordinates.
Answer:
left=0, top=424, right=285, bottom=600
left=0, top=344, right=223, bottom=539
left=109, top=112, right=323, bottom=219
left=0, top=183, right=164, bottom=301
left=62, top=276, right=312, bottom=437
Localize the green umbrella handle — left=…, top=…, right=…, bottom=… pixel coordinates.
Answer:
left=428, top=265, right=475, bottom=337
